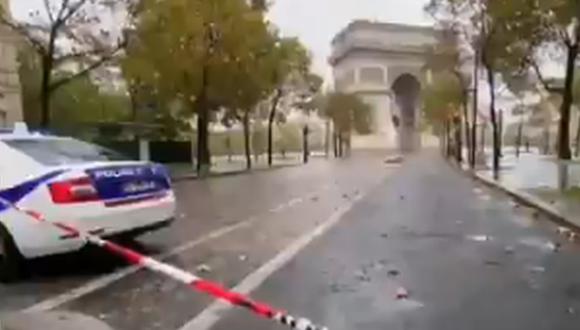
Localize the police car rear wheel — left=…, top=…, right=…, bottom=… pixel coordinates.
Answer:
left=0, top=226, right=25, bottom=283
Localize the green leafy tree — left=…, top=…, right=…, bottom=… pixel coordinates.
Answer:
left=123, top=0, right=273, bottom=175
left=323, top=92, right=372, bottom=157
left=263, top=38, right=310, bottom=166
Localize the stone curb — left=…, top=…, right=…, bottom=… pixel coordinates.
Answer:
left=0, top=312, right=113, bottom=330
left=170, top=162, right=301, bottom=182
left=463, top=168, right=580, bottom=233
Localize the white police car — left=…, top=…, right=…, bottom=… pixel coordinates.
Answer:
left=0, top=124, right=176, bottom=281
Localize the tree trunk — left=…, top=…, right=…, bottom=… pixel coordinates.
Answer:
left=470, top=48, right=480, bottom=169
left=324, top=119, right=331, bottom=158
left=455, top=117, right=462, bottom=163
left=480, top=123, right=486, bottom=152
left=498, top=109, right=504, bottom=158
left=40, top=54, right=53, bottom=130
left=196, top=66, right=211, bottom=177
left=515, top=116, right=524, bottom=158
left=333, top=131, right=339, bottom=158
left=558, top=43, right=578, bottom=160
left=486, top=67, right=500, bottom=178
left=302, top=125, right=310, bottom=163
left=243, top=112, right=252, bottom=170
left=267, top=88, right=283, bottom=167
left=462, top=101, right=470, bottom=165
left=575, top=114, right=580, bottom=158
left=544, top=126, right=550, bottom=155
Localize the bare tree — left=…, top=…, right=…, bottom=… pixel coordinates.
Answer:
left=0, top=0, right=136, bottom=129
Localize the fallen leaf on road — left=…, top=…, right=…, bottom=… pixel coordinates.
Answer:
left=558, top=227, right=571, bottom=235
left=529, top=266, right=546, bottom=273
left=354, top=270, right=370, bottom=282
left=468, top=235, right=492, bottom=242
left=395, top=287, right=409, bottom=300
left=196, top=264, right=212, bottom=273
left=388, top=269, right=400, bottom=277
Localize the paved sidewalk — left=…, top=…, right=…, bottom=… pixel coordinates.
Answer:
left=0, top=312, right=112, bottom=330
left=473, top=148, right=580, bottom=229
left=168, top=153, right=312, bottom=180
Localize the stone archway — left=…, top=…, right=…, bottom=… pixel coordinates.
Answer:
left=391, top=74, right=421, bottom=152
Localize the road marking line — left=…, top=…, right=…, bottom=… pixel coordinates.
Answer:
left=178, top=191, right=365, bottom=330
left=23, top=188, right=328, bottom=313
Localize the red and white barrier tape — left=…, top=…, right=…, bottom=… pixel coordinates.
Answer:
left=0, top=197, right=328, bottom=330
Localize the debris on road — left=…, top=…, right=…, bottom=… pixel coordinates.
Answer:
left=558, top=227, right=571, bottom=235
left=568, top=307, right=576, bottom=315
left=384, top=156, right=403, bottom=164
left=395, top=287, right=409, bottom=300
left=387, top=269, right=400, bottom=277
left=310, top=196, right=319, bottom=202
left=354, top=269, right=371, bottom=282
left=529, top=266, right=546, bottom=274
left=468, top=235, right=492, bottom=242
left=239, top=254, right=248, bottom=261
left=196, top=264, right=212, bottom=273
left=504, top=246, right=515, bottom=255
left=484, top=260, right=501, bottom=267
left=380, top=233, right=389, bottom=239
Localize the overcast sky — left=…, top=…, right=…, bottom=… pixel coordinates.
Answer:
left=10, top=0, right=432, bottom=80
left=268, top=0, right=432, bottom=79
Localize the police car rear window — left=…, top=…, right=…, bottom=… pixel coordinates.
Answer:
left=4, top=139, right=128, bottom=165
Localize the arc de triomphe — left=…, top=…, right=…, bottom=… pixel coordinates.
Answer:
left=329, top=20, right=440, bottom=152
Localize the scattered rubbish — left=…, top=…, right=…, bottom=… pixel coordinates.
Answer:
left=239, top=254, right=248, bottom=261
left=468, top=235, right=492, bottom=242
left=380, top=233, right=389, bottom=239
left=384, top=156, right=403, bottom=164
left=354, top=270, right=371, bottom=282
left=473, top=188, right=483, bottom=194
left=342, top=193, right=349, bottom=199
left=484, top=260, right=501, bottom=267
left=558, top=227, right=571, bottom=235
left=504, top=246, right=515, bottom=255
left=547, top=241, right=561, bottom=252
left=568, top=307, right=576, bottom=315
left=529, top=266, right=546, bottom=273
left=179, top=213, right=187, bottom=219
left=479, top=194, right=491, bottom=201
left=395, top=287, right=409, bottom=300
left=569, top=232, right=578, bottom=242
left=196, top=264, right=212, bottom=273
left=399, top=195, right=405, bottom=200
left=310, top=196, right=319, bottom=202
left=387, top=269, right=400, bottom=277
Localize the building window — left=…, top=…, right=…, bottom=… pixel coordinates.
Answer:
left=359, top=67, right=385, bottom=84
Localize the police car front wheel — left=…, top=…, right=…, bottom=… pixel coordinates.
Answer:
left=0, top=225, right=25, bottom=283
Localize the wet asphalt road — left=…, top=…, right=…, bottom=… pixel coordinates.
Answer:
left=4, top=150, right=580, bottom=330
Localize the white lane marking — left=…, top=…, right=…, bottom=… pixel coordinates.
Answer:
left=178, top=191, right=366, bottom=330
left=23, top=187, right=329, bottom=313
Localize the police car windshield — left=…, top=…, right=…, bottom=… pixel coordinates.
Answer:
left=5, top=138, right=128, bottom=165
